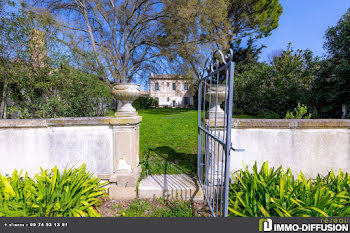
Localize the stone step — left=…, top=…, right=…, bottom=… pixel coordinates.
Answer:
left=138, top=174, right=204, bottom=201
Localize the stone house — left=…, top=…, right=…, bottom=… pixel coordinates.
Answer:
left=149, top=74, right=194, bottom=108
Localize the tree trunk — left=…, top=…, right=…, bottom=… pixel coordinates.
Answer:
left=81, top=0, right=111, bottom=87
left=0, top=71, right=8, bottom=119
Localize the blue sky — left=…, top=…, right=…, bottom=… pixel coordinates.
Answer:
left=136, top=1, right=350, bottom=90
left=257, top=0, right=350, bottom=62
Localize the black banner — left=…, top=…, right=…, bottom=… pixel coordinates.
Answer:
left=0, top=217, right=349, bottom=233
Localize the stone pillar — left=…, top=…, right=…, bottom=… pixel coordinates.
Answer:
left=107, top=83, right=142, bottom=200
left=107, top=116, right=142, bottom=200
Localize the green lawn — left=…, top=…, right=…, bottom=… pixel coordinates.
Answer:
left=138, top=108, right=257, bottom=178
left=139, top=108, right=198, bottom=178
left=111, top=199, right=201, bottom=217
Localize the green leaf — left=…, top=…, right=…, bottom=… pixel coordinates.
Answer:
left=308, top=207, right=329, bottom=217
left=1, top=175, right=16, bottom=199
left=228, top=207, right=246, bottom=217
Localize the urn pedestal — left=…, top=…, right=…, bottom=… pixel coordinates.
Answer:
left=205, top=84, right=227, bottom=120
left=112, top=83, right=140, bottom=117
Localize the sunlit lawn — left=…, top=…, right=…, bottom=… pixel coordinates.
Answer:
left=138, top=108, right=257, bottom=178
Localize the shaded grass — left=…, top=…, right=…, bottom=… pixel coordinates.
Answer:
left=138, top=108, right=258, bottom=178
left=98, top=198, right=211, bottom=217
left=118, top=199, right=196, bottom=217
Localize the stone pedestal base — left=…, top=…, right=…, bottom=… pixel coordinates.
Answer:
left=206, top=110, right=225, bottom=120
left=110, top=166, right=141, bottom=187
left=108, top=186, right=138, bottom=200
left=108, top=167, right=141, bottom=200
left=114, top=111, right=138, bottom=117
left=99, top=166, right=142, bottom=200
left=110, top=166, right=141, bottom=200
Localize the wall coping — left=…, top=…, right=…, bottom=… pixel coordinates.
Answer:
left=0, top=116, right=142, bottom=128
left=231, top=119, right=350, bottom=129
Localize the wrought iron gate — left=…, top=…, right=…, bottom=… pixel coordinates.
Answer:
left=197, top=49, right=234, bottom=217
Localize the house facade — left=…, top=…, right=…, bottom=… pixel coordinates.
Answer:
left=149, top=74, right=194, bottom=108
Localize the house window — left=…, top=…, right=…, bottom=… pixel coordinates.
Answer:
left=167, top=97, right=170, bottom=102
left=172, top=83, right=176, bottom=91
left=167, top=82, right=169, bottom=87
left=155, top=82, right=159, bottom=91
left=184, top=83, right=189, bottom=90
left=184, top=97, right=189, bottom=105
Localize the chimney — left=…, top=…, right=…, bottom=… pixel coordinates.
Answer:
left=29, top=29, right=47, bottom=68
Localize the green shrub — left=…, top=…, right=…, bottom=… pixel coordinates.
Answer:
left=285, top=103, right=312, bottom=119
left=132, top=95, right=158, bottom=110
left=234, top=45, right=313, bottom=118
left=0, top=165, right=107, bottom=217
left=229, top=162, right=350, bottom=217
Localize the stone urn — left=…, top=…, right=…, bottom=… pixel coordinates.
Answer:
left=112, top=83, right=140, bottom=117
left=205, top=84, right=227, bottom=119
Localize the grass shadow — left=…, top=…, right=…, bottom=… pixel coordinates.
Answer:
left=140, top=146, right=197, bottom=178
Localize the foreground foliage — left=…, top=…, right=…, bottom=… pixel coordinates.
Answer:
left=0, top=165, right=107, bottom=217
left=229, top=162, right=350, bottom=217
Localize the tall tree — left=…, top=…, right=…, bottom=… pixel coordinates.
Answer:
left=235, top=44, right=314, bottom=118
left=30, top=0, right=169, bottom=84
left=160, top=0, right=282, bottom=79
left=159, top=0, right=231, bottom=79
left=324, top=8, right=350, bottom=117
left=0, top=0, right=29, bottom=119
left=30, top=0, right=283, bottom=84
left=227, top=0, right=283, bottom=40
left=311, top=8, right=350, bottom=118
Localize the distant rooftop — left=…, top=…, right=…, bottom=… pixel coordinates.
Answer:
left=140, top=91, right=149, bottom=96
left=149, top=73, right=183, bottom=80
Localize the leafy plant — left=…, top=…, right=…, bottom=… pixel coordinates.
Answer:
left=132, top=95, right=158, bottom=110
left=229, top=162, right=350, bottom=217
left=285, top=102, right=312, bottom=119
left=235, top=44, right=314, bottom=119
left=0, top=165, right=107, bottom=217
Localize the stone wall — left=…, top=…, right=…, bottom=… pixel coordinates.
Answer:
left=230, top=119, right=350, bottom=178
left=0, top=116, right=142, bottom=199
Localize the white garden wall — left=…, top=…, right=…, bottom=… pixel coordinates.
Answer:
left=0, top=117, right=141, bottom=178
left=230, top=119, right=350, bottom=177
